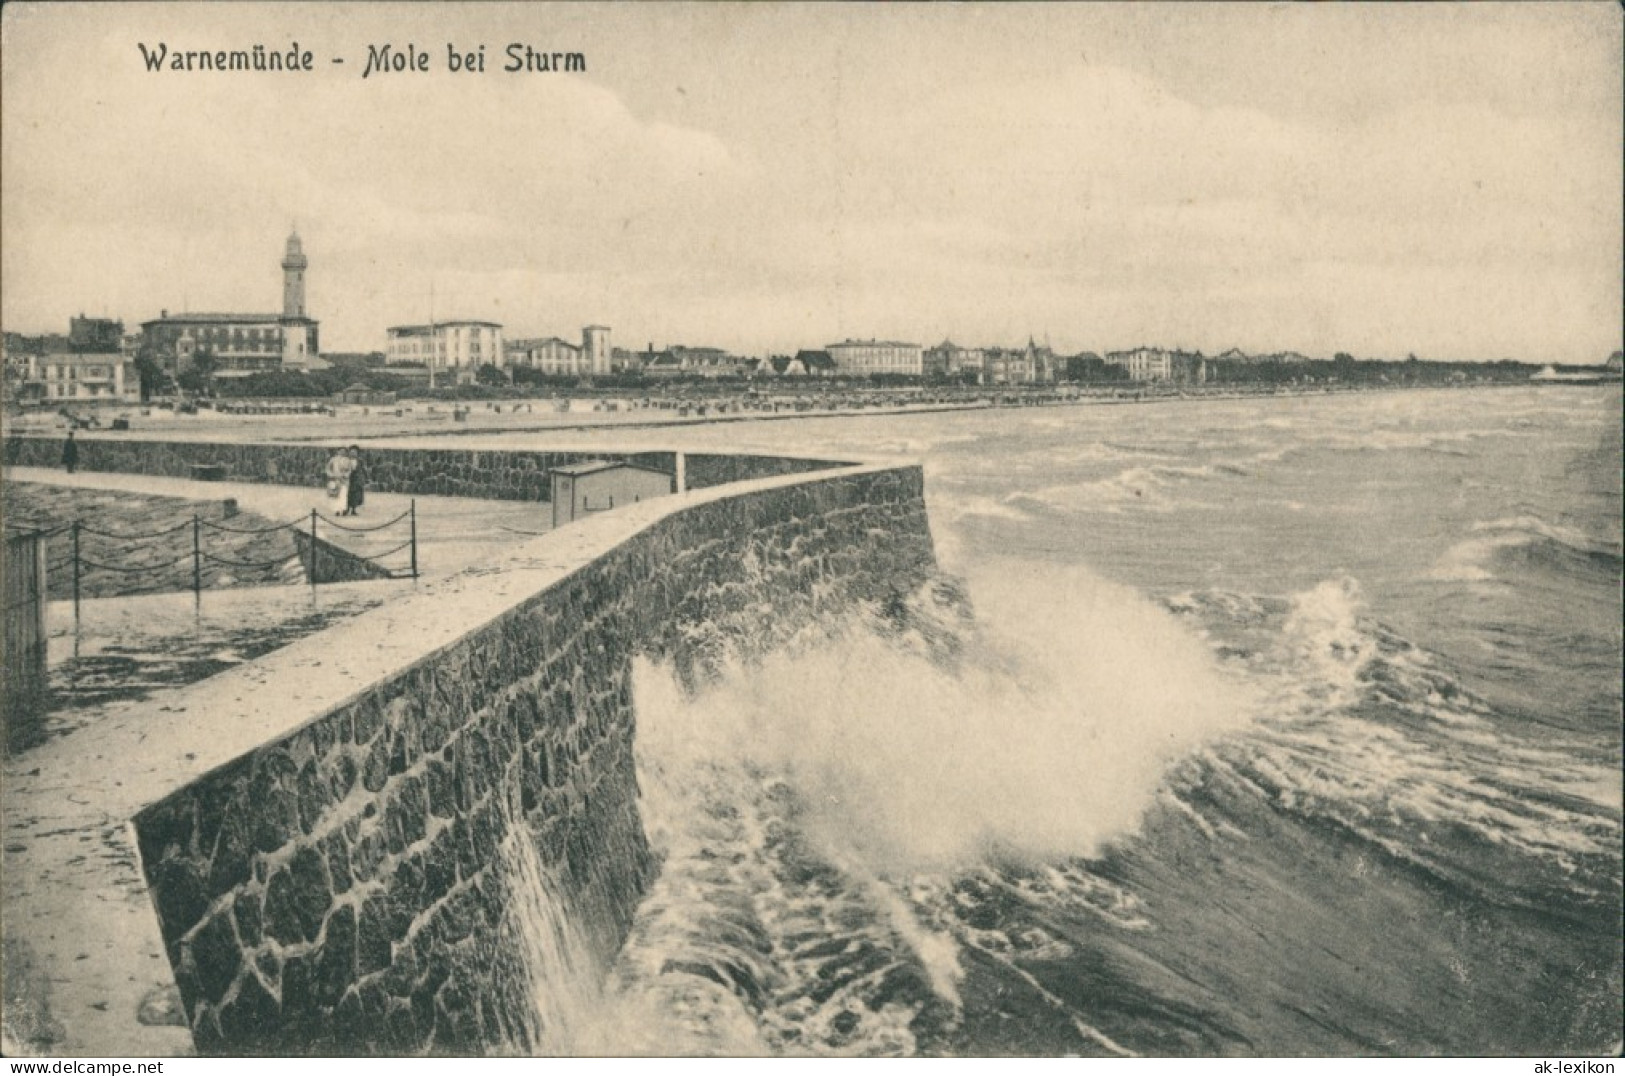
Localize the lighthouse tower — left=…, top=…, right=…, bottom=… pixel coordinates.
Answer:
left=281, top=230, right=308, bottom=318
left=278, top=230, right=318, bottom=368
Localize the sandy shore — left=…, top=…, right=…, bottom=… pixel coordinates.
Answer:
left=3, top=381, right=1500, bottom=446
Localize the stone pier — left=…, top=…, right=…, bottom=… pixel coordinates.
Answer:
left=117, top=461, right=936, bottom=1053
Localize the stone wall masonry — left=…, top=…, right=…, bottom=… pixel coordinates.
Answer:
left=2, top=435, right=671, bottom=502
left=128, top=463, right=936, bottom=1054
left=4, top=434, right=853, bottom=503
left=680, top=451, right=852, bottom=491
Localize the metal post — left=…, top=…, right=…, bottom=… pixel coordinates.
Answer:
left=409, top=500, right=419, bottom=580
left=309, top=509, right=319, bottom=589
left=192, top=514, right=202, bottom=600
left=70, top=520, right=81, bottom=623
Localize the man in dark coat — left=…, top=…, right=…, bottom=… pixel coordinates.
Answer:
left=61, top=429, right=78, bottom=473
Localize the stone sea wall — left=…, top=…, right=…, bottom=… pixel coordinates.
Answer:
left=681, top=451, right=849, bottom=491
left=129, top=464, right=936, bottom=1054
left=3, top=435, right=848, bottom=503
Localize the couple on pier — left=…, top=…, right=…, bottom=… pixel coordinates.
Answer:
left=324, top=445, right=367, bottom=517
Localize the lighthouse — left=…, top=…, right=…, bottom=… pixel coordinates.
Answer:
left=282, top=230, right=308, bottom=319
left=278, top=230, right=318, bottom=368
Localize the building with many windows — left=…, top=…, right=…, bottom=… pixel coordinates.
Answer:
left=923, top=339, right=986, bottom=379
left=583, top=325, right=611, bottom=375
left=140, top=232, right=322, bottom=377
left=385, top=321, right=504, bottom=383
left=508, top=325, right=612, bottom=377
left=10, top=348, right=136, bottom=404
left=825, top=339, right=924, bottom=376
left=1107, top=347, right=1207, bottom=384
left=508, top=336, right=583, bottom=374
left=640, top=345, right=747, bottom=378
left=983, top=347, right=1029, bottom=385
left=4, top=319, right=138, bottom=403
left=985, top=339, right=1061, bottom=385
left=141, top=313, right=296, bottom=377
left=31, top=352, right=134, bottom=402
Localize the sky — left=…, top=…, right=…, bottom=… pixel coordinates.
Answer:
left=2, top=2, right=1621, bottom=362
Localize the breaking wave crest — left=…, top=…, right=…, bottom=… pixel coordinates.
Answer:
left=1430, top=514, right=1623, bottom=583
left=568, top=562, right=1255, bottom=1054
left=1168, top=577, right=1623, bottom=911
left=644, top=562, right=1255, bottom=871
left=520, top=560, right=1618, bottom=1056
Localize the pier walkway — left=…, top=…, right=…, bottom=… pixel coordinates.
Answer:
left=1, top=468, right=554, bottom=1055
left=3, top=466, right=553, bottom=580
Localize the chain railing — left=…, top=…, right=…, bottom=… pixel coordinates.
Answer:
left=35, top=501, right=419, bottom=615
left=295, top=503, right=419, bottom=586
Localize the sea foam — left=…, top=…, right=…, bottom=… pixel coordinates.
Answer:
left=635, top=561, right=1256, bottom=872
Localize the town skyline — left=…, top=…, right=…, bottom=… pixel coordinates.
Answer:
left=3, top=3, right=1621, bottom=364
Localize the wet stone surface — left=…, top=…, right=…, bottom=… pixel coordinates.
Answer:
left=8, top=594, right=387, bottom=754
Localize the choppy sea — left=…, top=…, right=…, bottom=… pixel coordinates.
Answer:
left=498, top=386, right=1623, bottom=1056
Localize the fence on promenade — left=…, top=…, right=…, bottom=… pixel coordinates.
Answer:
left=290, top=504, right=419, bottom=586
left=13, top=502, right=419, bottom=615
left=3, top=528, right=51, bottom=724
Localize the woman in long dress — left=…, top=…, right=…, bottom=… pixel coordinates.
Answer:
left=324, top=448, right=354, bottom=515
left=345, top=445, right=366, bottom=516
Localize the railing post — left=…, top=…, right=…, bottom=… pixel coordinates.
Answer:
left=192, top=514, right=202, bottom=601
left=409, top=500, right=418, bottom=580
left=70, top=520, right=81, bottom=623
left=309, top=509, right=319, bottom=589
left=31, top=530, right=47, bottom=660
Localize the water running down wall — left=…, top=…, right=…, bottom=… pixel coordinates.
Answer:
left=128, top=463, right=936, bottom=1053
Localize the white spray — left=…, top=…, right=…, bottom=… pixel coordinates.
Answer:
left=586, top=560, right=1258, bottom=1052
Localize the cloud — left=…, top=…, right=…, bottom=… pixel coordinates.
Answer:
left=2, top=4, right=1619, bottom=362
left=2, top=14, right=749, bottom=344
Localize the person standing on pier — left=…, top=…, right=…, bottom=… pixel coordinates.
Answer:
left=324, top=446, right=355, bottom=515
left=61, top=429, right=77, bottom=473
left=345, top=445, right=367, bottom=516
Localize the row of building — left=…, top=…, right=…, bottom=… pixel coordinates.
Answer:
left=645, top=342, right=1208, bottom=385
left=3, top=230, right=1212, bottom=402
left=3, top=232, right=323, bottom=402
left=2, top=316, right=137, bottom=402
